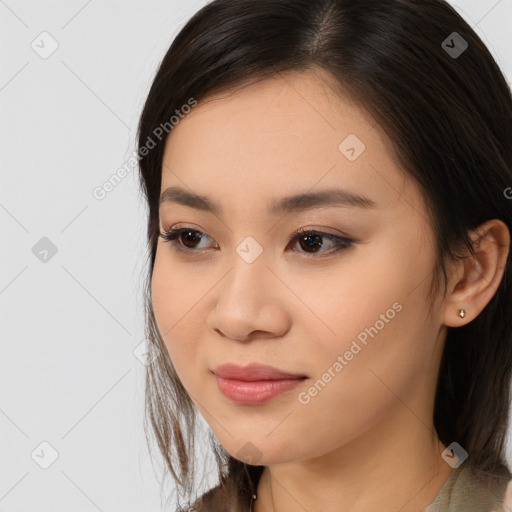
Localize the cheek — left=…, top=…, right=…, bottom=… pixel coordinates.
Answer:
left=302, top=238, right=435, bottom=386
left=292, top=254, right=405, bottom=348
left=150, top=250, right=176, bottom=338
left=150, top=250, right=204, bottom=381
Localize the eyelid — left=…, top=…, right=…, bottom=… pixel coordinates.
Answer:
left=161, top=223, right=354, bottom=241
left=290, top=225, right=354, bottom=242
left=159, top=224, right=355, bottom=257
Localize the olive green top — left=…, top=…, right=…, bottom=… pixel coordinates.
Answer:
left=423, top=464, right=509, bottom=511
left=192, top=464, right=510, bottom=511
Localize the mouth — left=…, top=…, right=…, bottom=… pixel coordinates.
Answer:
left=211, top=362, right=308, bottom=405
left=212, top=362, right=307, bottom=381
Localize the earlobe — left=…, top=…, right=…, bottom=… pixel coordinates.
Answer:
left=443, top=219, right=510, bottom=328
left=456, top=308, right=466, bottom=319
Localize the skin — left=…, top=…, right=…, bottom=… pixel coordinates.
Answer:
left=150, top=68, right=510, bottom=512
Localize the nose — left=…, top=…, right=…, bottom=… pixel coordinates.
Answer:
left=206, top=254, right=291, bottom=342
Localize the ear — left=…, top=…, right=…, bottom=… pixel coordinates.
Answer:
left=443, top=219, right=510, bottom=327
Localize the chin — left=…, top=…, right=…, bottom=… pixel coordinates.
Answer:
left=217, top=435, right=304, bottom=466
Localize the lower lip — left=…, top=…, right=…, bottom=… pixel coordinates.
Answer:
left=214, top=375, right=305, bottom=405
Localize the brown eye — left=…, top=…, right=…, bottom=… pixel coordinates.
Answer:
left=176, top=229, right=203, bottom=249
left=288, top=229, right=353, bottom=256
left=295, top=232, right=324, bottom=253
left=159, top=227, right=354, bottom=257
left=159, top=228, right=216, bottom=252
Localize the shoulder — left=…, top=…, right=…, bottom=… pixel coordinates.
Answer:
left=424, top=464, right=511, bottom=512
left=188, top=485, right=226, bottom=512
left=187, top=483, right=247, bottom=512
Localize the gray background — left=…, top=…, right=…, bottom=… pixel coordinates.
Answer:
left=1, top=1, right=511, bottom=511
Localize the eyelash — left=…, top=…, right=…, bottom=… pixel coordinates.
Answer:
left=158, top=226, right=354, bottom=258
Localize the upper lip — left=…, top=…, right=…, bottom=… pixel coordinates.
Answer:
left=212, top=362, right=307, bottom=381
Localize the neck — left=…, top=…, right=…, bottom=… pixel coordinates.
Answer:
left=253, top=414, right=452, bottom=512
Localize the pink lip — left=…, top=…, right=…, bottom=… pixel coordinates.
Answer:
left=211, top=363, right=307, bottom=405
left=212, top=362, right=306, bottom=381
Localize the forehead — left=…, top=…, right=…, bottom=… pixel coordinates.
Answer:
left=164, top=68, right=380, bottom=161
left=160, top=69, right=424, bottom=218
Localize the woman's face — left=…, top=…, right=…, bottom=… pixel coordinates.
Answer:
left=151, top=69, right=448, bottom=465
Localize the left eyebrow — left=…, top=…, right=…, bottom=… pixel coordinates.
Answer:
left=267, top=188, right=377, bottom=216
left=159, top=186, right=377, bottom=217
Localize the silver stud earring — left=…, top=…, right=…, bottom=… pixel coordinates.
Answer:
left=457, top=308, right=466, bottom=318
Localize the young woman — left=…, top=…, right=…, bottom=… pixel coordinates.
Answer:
left=136, top=1, right=512, bottom=510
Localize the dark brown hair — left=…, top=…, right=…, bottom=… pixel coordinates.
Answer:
left=137, top=0, right=512, bottom=509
